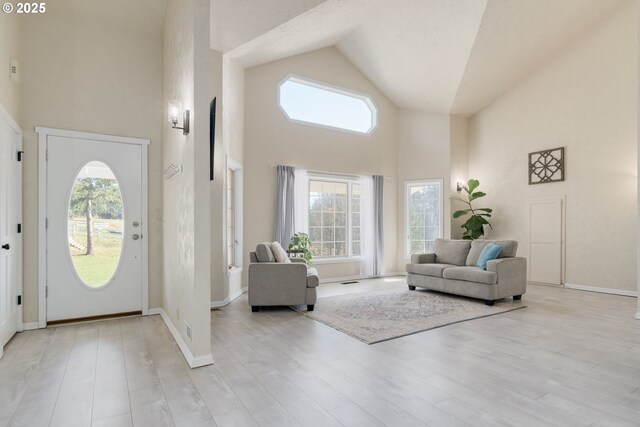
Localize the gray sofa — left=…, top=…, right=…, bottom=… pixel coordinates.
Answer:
left=406, top=239, right=526, bottom=305
left=248, top=243, right=319, bottom=312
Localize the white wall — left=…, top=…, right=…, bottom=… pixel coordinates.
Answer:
left=469, top=1, right=638, bottom=293
left=162, top=0, right=211, bottom=364
left=243, top=46, right=399, bottom=281
left=19, top=3, right=164, bottom=323
left=396, top=110, right=452, bottom=267
left=0, top=11, right=19, bottom=122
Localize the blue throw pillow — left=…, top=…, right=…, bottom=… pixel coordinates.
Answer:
left=476, top=243, right=502, bottom=270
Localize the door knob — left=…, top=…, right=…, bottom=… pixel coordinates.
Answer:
left=1, top=244, right=9, bottom=250
left=132, top=234, right=140, bottom=240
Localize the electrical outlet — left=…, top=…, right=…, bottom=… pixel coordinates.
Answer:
left=185, top=321, right=192, bottom=341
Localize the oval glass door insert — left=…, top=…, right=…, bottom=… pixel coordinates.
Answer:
left=67, top=161, right=124, bottom=288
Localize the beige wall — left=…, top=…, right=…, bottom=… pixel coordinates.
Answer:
left=450, top=116, right=469, bottom=239
left=469, top=1, right=638, bottom=292
left=396, top=110, right=452, bottom=267
left=211, top=55, right=245, bottom=304
left=243, top=47, right=399, bottom=282
left=0, top=11, right=19, bottom=122
left=19, top=5, right=163, bottom=323
left=162, top=0, right=211, bottom=360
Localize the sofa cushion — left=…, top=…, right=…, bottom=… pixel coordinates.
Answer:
left=466, top=240, right=518, bottom=266
left=434, top=239, right=471, bottom=266
left=406, top=263, right=457, bottom=278
left=270, top=241, right=291, bottom=263
left=255, top=242, right=275, bottom=262
left=442, top=266, right=498, bottom=285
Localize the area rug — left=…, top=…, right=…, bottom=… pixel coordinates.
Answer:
left=296, top=286, right=526, bottom=344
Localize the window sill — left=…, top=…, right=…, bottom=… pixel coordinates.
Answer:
left=312, top=257, right=362, bottom=265
left=227, top=266, right=242, bottom=277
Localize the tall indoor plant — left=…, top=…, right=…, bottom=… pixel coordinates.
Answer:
left=450, top=179, right=493, bottom=240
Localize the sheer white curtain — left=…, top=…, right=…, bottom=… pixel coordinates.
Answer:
left=294, top=168, right=308, bottom=235
left=360, top=175, right=375, bottom=277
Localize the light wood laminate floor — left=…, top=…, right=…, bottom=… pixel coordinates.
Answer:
left=1, top=277, right=639, bottom=426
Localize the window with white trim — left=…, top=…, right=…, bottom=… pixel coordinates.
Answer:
left=405, top=180, right=443, bottom=256
left=226, top=159, right=242, bottom=273
left=308, top=176, right=361, bottom=258
left=278, top=75, right=377, bottom=135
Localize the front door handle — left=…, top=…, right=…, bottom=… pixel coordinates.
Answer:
left=1, top=244, right=9, bottom=250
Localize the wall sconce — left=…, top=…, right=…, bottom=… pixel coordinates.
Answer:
left=456, top=182, right=464, bottom=192
left=168, top=100, right=190, bottom=135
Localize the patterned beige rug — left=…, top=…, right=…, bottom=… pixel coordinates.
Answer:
left=297, top=286, right=526, bottom=344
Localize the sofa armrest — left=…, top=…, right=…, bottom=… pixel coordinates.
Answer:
left=486, top=257, right=527, bottom=296
left=410, top=253, right=436, bottom=264
left=249, top=263, right=308, bottom=287
left=290, top=258, right=307, bottom=264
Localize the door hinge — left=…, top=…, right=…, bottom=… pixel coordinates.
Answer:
left=45, top=218, right=48, bottom=229
left=17, top=223, right=21, bottom=233
left=17, top=151, right=24, bottom=162
left=45, top=149, right=48, bottom=161
left=45, top=286, right=48, bottom=298
left=17, top=295, right=21, bottom=305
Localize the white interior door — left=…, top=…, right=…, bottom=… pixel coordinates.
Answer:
left=0, top=109, right=22, bottom=356
left=45, top=134, right=145, bottom=321
left=528, top=197, right=563, bottom=285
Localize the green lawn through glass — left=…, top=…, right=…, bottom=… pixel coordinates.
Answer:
left=68, top=218, right=123, bottom=287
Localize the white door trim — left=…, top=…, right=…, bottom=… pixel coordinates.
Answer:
left=36, top=127, right=149, bottom=328
left=0, top=103, right=23, bottom=333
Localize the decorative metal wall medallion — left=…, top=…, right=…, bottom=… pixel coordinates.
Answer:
left=528, top=147, right=565, bottom=185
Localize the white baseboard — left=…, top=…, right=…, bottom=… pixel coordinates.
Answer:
left=153, top=308, right=214, bottom=368
left=211, top=288, right=247, bottom=308
left=564, top=283, right=638, bottom=298
left=147, top=308, right=162, bottom=316
left=21, top=322, right=40, bottom=331
left=320, top=272, right=405, bottom=284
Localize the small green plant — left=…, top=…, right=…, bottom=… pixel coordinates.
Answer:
left=288, top=232, right=313, bottom=265
left=450, top=179, right=493, bottom=240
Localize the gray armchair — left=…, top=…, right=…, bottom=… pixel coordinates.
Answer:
left=248, top=243, right=319, bottom=312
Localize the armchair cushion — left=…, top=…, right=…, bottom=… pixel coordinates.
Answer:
left=270, top=241, right=291, bottom=263
left=255, top=242, right=275, bottom=262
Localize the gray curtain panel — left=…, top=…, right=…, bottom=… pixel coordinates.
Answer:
left=275, top=165, right=296, bottom=246
left=373, top=175, right=385, bottom=276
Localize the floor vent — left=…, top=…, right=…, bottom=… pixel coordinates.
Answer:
left=341, top=281, right=359, bottom=285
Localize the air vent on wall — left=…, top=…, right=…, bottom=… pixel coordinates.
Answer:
left=10, top=59, right=19, bottom=83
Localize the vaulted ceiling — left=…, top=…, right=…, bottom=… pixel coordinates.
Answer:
left=213, top=0, right=628, bottom=115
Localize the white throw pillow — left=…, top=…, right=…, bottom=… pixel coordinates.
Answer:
left=270, top=241, right=291, bottom=263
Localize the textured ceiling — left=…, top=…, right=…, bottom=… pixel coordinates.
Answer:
left=210, top=0, right=327, bottom=53
left=223, top=0, right=628, bottom=115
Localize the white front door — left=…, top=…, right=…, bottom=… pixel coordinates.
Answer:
left=528, top=197, right=564, bottom=285
left=45, top=134, right=145, bottom=321
left=0, top=108, right=22, bottom=356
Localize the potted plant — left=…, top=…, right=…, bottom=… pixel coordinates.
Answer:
left=450, top=179, right=493, bottom=240
left=288, top=232, right=313, bottom=265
